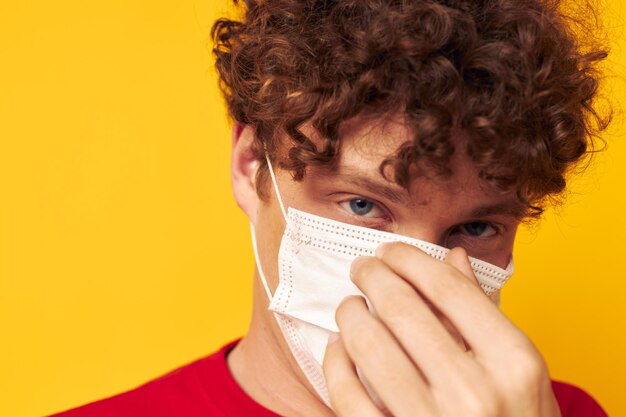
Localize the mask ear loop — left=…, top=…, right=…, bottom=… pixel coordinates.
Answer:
left=250, top=222, right=273, bottom=300
left=250, top=152, right=288, bottom=300
left=264, top=153, right=288, bottom=221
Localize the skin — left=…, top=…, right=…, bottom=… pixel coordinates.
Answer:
left=227, top=115, right=561, bottom=417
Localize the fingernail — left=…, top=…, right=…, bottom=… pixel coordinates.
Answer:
left=328, top=332, right=340, bottom=344
left=350, top=256, right=367, bottom=277
left=375, top=242, right=392, bottom=258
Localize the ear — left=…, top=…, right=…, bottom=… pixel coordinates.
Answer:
left=231, top=123, right=261, bottom=224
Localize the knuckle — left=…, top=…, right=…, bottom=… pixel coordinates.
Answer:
left=510, top=349, right=546, bottom=382
left=460, top=385, right=500, bottom=417
left=495, top=343, right=548, bottom=396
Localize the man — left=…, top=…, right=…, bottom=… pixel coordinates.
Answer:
left=52, top=0, right=610, bottom=416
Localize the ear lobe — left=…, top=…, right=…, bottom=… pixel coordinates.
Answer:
left=231, top=123, right=261, bottom=224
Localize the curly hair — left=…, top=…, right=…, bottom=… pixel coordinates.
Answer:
left=212, top=0, right=611, bottom=216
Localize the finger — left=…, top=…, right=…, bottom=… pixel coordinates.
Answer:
left=375, top=242, right=529, bottom=359
left=445, top=247, right=479, bottom=287
left=350, top=256, right=476, bottom=387
left=336, top=295, right=437, bottom=417
left=424, top=247, right=478, bottom=347
left=323, top=333, right=385, bottom=417
left=443, top=247, right=482, bottom=351
left=445, top=247, right=501, bottom=305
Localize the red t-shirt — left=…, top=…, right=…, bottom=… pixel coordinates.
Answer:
left=49, top=339, right=607, bottom=417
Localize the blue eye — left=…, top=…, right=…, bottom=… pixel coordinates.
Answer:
left=340, top=198, right=384, bottom=218
left=461, top=222, right=497, bottom=237
left=349, top=199, right=375, bottom=216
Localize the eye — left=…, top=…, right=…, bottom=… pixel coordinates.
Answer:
left=340, top=198, right=385, bottom=218
left=458, top=222, right=497, bottom=238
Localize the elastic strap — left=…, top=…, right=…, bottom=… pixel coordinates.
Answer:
left=250, top=222, right=273, bottom=300
left=265, top=154, right=288, bottom=220
left=248, top=152, right=286, bottom=300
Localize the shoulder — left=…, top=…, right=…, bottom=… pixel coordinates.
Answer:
left=48, top=341, right=238, bottom=417
left=552, top=380, right=608, bottom=417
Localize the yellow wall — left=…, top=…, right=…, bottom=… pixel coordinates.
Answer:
left=0, top=1, right=624, bottom=416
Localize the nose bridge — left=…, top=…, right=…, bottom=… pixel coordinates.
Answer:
left=401, top=177, right=461, bottom=247
left=396, top=220, right=447, bottom=247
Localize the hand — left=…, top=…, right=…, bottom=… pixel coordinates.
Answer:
left=322, top=242, right=561, bottom=417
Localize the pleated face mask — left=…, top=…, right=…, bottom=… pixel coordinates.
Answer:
left=250, top=155, right=514, bottom=406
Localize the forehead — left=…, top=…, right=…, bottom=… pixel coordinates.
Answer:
left=336, top=115, right=480, bottom=189
left=337, top=115, right=410, bottom=164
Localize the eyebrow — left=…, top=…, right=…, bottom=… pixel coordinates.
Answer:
left=344, top=176, right=412, bottom=205
left=468, top=202, right=528, bottom=220
left=325, top=168, right=411, bottom=205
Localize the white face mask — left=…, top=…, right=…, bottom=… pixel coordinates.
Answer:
left=250, top=156, right=514, bottom=406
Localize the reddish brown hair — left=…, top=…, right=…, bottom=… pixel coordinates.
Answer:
left=212, top=0, right=611, bottom=216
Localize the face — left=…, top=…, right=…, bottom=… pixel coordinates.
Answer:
left=232, top=115, right=523, bottom=302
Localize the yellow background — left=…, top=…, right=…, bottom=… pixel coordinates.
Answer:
left=0, top=1, right=624, bottom=416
